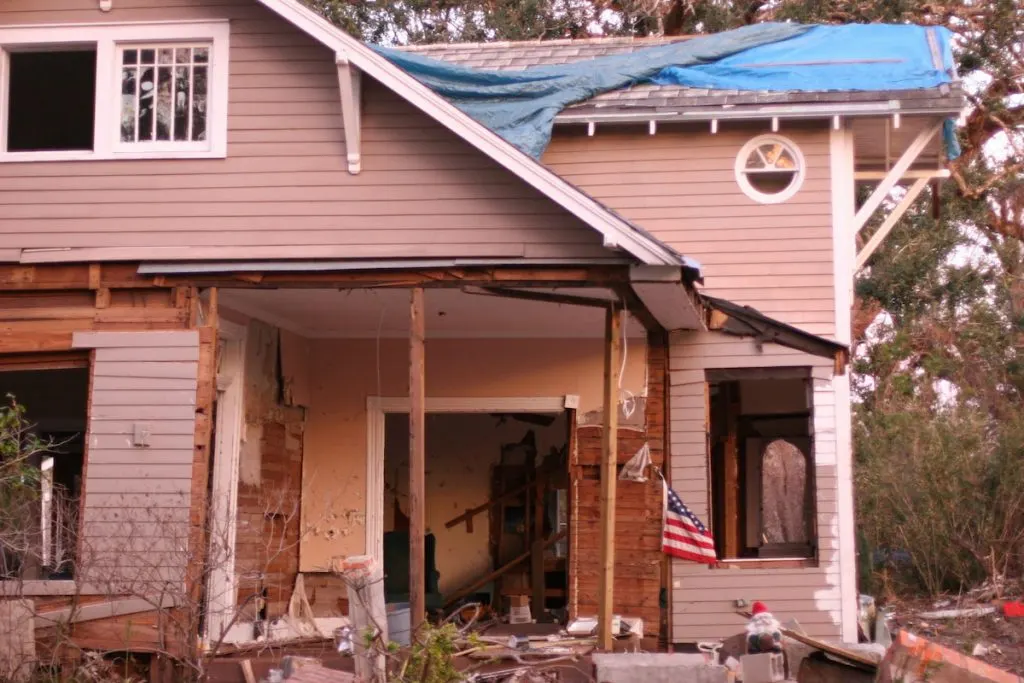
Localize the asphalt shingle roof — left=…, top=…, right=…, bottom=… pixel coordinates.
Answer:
left=399, top=36, right=965, bottom=119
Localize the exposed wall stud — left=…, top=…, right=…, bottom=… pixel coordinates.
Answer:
left=597, top=304, right=623, bottom=651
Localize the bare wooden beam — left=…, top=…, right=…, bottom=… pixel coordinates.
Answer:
left=854, top=168, right=950, bottom=181
left=855, top=177, right=931, bottom=271
left=853, top=123, right=941, bottom=234
left=598, top=304, right=622, bottom=651
left=409, top=287, right=426, bottom=629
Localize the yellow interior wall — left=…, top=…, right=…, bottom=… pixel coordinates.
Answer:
left=299, top=337, right=647, bottom=571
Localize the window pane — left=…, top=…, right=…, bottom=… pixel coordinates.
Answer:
left=138, top=66, right=155, bottom=141
left=745, top=151, right=766, bottom=169
left=747, top=171, right=796, bottom=195
left=175, top=48, right=192, bottom=63
left=173, top=66, right=191, bottom=142
left=194, top=47, right=209, bottom=63
left=158, top=48, right=174, bottom=65
left=192, top=65, right=208, bottom=141
left=122, top=49, right=138, bottom=66
left=120, top=67, right=137, bottom=143
left=761, top=439, right=809, bottom=545
left=156, top=66, right=173, bottom=141
left=6, top=50, right=97, bottom=152
left=140, top=49, right=156, bottom=65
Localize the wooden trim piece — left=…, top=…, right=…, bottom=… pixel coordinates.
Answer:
left=0, top=351, right=89, bottom=371
left=335, top=56, right=362, bottom=174
left=713, top=558, right=817, bottom=570
left=34, top=595, right=179, bottom=630
left=597, top=305, right=622, bottom=651
left=855, top=177, right=930, bottom=270
left=408, top=287, right=426, bottom=628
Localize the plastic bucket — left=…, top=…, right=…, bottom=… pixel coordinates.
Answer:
left=386, top=602, right=411, bottom=646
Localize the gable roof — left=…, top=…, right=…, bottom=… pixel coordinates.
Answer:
left=251, top=0, right=688, bottom=267
left=401, top=36, right=965, bottom=123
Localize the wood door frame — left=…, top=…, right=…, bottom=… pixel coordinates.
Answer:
left=365, top=395, right=575, bottom=564
left=203, top=318, right=246, bottom=646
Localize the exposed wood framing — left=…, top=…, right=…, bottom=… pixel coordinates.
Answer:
left=152, top=266, right=635, bottom=290
left=408, top=288, right=426, bottom=628
left=597, top=304, right=622, bottom=651
left=335, top=55, right=362, bottom=174
left=721, top=383, right=740, bottom=560
left=855, top=177, right=931, bottom=270
left=852, top=123, right=941, bottom=235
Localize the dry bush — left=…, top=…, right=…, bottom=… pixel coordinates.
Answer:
left=855, top=401, right=1024, bottom=596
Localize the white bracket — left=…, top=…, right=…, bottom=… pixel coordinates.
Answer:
left=852, top=123, right=941, bottom=235
left=335, top=54, right=362, bottom=174
left=855, top=177, right=930, bottom=270
left=98, top=0, right=112, bottom=10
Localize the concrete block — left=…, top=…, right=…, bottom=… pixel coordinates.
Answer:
left=741, top=653, right=784, bottom=683
left=592, top=653, right=727, bottom=683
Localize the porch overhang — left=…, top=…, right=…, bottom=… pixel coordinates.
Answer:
left=703, top=295, right=850, bottom=372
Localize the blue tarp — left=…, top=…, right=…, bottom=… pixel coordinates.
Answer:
left=375, top=23, right=956, bottom=159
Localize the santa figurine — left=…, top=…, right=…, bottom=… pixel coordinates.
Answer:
left=745, top=601, right=783, bottom=654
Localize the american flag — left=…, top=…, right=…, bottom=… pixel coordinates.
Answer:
left=661, top=482, right=717, bottom=564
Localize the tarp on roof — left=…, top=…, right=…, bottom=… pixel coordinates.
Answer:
left=375, top=23, right=956, bottom=160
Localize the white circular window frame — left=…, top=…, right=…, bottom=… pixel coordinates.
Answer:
left=734, top=134, right=806, bottom=205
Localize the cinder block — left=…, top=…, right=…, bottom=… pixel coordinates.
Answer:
left=593, top=653, right=727, bottom=683
left=741, top=652, right=784, bottom=683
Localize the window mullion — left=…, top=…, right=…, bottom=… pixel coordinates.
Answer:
left=0, top=49, right=9, bottom=154
left=93, top=38, right=117, bottom=155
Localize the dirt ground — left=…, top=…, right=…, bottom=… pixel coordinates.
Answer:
left=886, top=597, right=1024, bottom=676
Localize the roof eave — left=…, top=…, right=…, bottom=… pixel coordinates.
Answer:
left=253, top=0, right=685, bottom=267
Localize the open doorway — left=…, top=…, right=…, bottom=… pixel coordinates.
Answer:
left=381, top=410, right=570, bottom=619
left=0, top=357, right=90, bottom=580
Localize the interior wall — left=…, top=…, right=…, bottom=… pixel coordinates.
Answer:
left=383, top=412, right=566, bottom=595
left=300, top=337, right=647, bottom=571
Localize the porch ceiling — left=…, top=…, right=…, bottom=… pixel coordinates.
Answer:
left=218, top=287, right=647, bottom=339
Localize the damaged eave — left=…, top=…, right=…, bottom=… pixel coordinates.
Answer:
left=704, top=295, right=850, bottom=374
left=628, top=265, right=705, bottom=332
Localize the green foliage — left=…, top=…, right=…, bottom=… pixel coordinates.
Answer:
left=391, top=623, right=462, bottom=683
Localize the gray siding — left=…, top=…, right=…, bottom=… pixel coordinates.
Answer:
left=545, top=126, right=844, bottom=640
left=73, top=331, right=200, bottom=591
left=0, top=0, right=607, bottom=263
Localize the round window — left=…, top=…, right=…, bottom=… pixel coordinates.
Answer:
left=735, top=135, right=805, bottom=204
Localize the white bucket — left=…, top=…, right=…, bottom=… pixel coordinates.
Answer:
left=386, top=602, right=411, bottom=646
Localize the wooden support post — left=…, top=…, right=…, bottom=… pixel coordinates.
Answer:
left=722, top=383, right=741, bottom=559
left=409, top=287, right=426, bottom=629
left=598, top=304, right=623, bottom=650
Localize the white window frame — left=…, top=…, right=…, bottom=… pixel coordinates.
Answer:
left=0, top=20, right=229, bottom=163
left=734, top=133, right=805, bottom=204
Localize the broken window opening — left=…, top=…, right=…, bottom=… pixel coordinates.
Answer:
left=0, top=361, right=89, bottom=581
left=6, top=49, right=97, bottom=152
left=707, top=368, right=816, bottom=562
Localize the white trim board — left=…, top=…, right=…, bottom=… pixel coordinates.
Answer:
left=249, top=0, right=682, bottom=267
left=364, top=395, right=573, bottom=563
left=203, top=320, right=247, bottom=648
left=828, top=124, right=858, bottom=642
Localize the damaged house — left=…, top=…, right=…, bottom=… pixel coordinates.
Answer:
left=0, top=0, right=963, bottom=668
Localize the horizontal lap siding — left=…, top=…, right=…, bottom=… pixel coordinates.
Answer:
left=0, top=0, right=605, bottom=262
left=72, top=330, right=200, bottom=593
left=545, top=127, right=843, bottom=641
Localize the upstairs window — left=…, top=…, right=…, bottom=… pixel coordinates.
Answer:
left=119, top=44, right=210, bottom=147
left=735, top=134, right=805, bottom=204
left=7, top=49, right=97, bottom=152
left=0, top=22, right=228, bottom=162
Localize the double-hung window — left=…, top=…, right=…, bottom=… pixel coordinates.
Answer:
left=0, top=21, right=229, bottom=162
